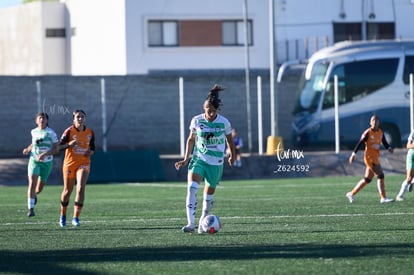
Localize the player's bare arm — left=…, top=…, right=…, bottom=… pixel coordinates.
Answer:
left=175, top=132, right=195, bottom=170
left=225, top=134, right=235, bottom=166
left=23, top=144, right=33, bottom=155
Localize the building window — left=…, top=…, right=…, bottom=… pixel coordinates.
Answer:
left=148, top=19, right=253, bottom=47
left=333, top=22, right=395, bottom=43
left=367, top=23, right=395, bottom=40
left=222, top=20, right=253, bottom=46
left=333, top=23, right=361, bottom=42
left=180, top=20, right=221, bottom=46
left=403, top=56, right=414, bottom=85
left=148, top=20, right=178, bottom=47
left=45, top=28, right=66, bottom=38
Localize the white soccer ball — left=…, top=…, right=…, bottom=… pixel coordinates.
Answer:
left=200, top=214, right=222, bottom=234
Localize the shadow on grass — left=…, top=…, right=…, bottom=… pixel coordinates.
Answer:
left=1, top=243, right=414, bottom=274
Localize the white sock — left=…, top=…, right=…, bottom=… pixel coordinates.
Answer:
left=28, top=198, right=35, bottom=210
left=185, top=181, right=198, bottom=227
left=397, top=180, right=408, bottom=198
left=198, top=194, right=214, bottom=228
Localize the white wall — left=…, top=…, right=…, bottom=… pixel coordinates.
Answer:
left=0, top=2, right=67, bottom=75
left=1, top=0, right=413, bottom=76
left=124, top=0, right=270, bottom=74
left=394, top=0, right=414, bottom=39
left=41, top=2, right=67, bottom=75
left=65, top=0, right=127, bottom=75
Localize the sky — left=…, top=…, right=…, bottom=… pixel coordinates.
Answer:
left=0, top=0, right=21, bottom=8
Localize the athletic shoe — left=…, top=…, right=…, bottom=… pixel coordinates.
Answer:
left=59, top=215, right=66, bottom=227
left=72, top=217, right=80, bottom=226
left=181, top=225, right=194, bottom=233
left=396, top=196, right=404, bottom=201
left=409, top=184, right=413, bottom=192
left=380, top=197, right=394, bottom=203
left=27, top=208, right=35, bottom=217
left=197, top=226, right=203, bottom=234
left=346, top=192, right=355, bottom=203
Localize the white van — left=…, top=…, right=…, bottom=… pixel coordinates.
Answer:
left=282, top=40, right=414, bottom=148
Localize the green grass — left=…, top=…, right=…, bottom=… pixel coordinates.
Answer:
left=1, top=175, right=414, bottom=274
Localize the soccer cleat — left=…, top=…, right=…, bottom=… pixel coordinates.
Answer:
left=346, top=192, right=355, bottom=203
left=197, top=227, right=204, bottom=234
left=27, top=208, right=35, bottom=217
left=181, top=225, right=195, bottom=233
left=396, top=196, right=404, bottom=201
left=409, top=184, right=413, bottom=193
left=380, top=197, right=394, bottom=203
left=59, top=215, right=66, bottom=227
left=72, top=217, right=80, bottom=226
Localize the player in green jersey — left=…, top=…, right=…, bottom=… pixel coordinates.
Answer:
left=22, top=112, right=59, bottom=217
left=175, top=84, right=235, bottom=234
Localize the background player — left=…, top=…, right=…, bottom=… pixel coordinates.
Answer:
left=396, top=129, right=414, bottom=201
left=59, top=109, right=95, bottom=227
left=23, top=112, right=59, bottom=217
left=347, top=115, right=394, bottom=204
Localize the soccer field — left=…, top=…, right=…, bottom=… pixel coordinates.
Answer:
left=1, top=176, right=414, bottom=274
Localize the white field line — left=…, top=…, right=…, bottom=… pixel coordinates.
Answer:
left=2, top=212, right=414, bottom=226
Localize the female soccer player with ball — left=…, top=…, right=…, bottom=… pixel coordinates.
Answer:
left=175, top=84, right=235, bottom=234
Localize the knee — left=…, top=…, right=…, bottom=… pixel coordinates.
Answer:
left=377, top=173, right=384, bottom=179
left=187, top=181, right=199, bottom=192
left=364, top=177, right=372, bottom=184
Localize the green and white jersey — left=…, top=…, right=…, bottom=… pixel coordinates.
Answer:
left=190, top=113, right=232, bottom=166
left=30, top=126, right=58, bottom=163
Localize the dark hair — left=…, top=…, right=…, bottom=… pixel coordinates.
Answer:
left=35, top=112, right=49, bottom=126
left=36, top=112, right=49, bottom=120
left=206, top=84, right=225, bottom=109
left=72, top=109, right=86, bottom=119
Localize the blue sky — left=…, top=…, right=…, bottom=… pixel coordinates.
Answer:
left=0, top=0, right=22, bottom=8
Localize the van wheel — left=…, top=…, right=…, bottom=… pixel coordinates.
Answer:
left=382, top=124, right=401, bottom=148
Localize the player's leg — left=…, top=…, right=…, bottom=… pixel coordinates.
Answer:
left=396, top=179, right=408, bottom=201
left=372, top=164, right=393, bottom=203
left=60, top=166, right=75, bottom=227
left=182, top=172, right=202, bottom=233
left=405, top=151, right=414, bottom=195
left=346, top=165, right=374, bottom=203
left=197, top=165, right=222, bottom=233
left=198, top=185, right=216, bottom=233
left=34, top=161, right=53, bottom=205
left=35, top=178, right=44, bottom=195
left=397, top=168, right=414, bottom=201
left=27, top=174, right=39, bottom=217
left=27, top=160, right=40, bottom=217
left=72, top=168, right=90, bottom=226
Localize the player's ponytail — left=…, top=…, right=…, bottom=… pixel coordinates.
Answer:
left=206, top=84, right=225, bottom=109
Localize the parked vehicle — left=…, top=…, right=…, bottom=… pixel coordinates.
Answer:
left=280, top=40, right=414, bottom=148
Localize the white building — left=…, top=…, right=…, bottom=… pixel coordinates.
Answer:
left=0, top=0, right=413, bottom=75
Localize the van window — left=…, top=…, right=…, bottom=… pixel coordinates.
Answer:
left=323, top=58, right=399, bottom=109
left=403, top=56, right=414, bottom=84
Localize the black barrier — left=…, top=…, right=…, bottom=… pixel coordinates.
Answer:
left=89, top=150, right=165, bottom=183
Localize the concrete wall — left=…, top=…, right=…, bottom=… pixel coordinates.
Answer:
left=0, top=2, right=67, bottom=75
left=0, top=70, right=300, bottom=157
left=65, top=0, right=127, bottom=75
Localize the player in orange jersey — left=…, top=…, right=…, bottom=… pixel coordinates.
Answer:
left=347, top=115, right=394, bottom=204
left=58, top=109, right=95, bottom=227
